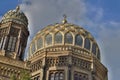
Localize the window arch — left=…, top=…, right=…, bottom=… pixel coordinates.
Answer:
left=49, top=72, right=64, bottom=80
left=37, top=38, right=43, bottom=49
left=45, top=34, right=52, bottom=46
left=75, top=34, right=83, bottom=46
left=65, top=32, right=73, bottom=44
left=84, top=38, right=91, bottom=50
left=92, top=43, right=97, bottom=55
left=31, top=43, right=35, bottom=54
left=55, top=32, right=62, bottom=44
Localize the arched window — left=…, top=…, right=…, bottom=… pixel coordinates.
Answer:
left=7, top=36, right=17, bottom=51
left=49, top=72, right=64, bottom=80
left=75, top=35, right=83, bottom=46
left=59, top=73, right=64, bottom=80
left=50, top=73, right=54, bottom=80
left=37, top=38, right=43, bottom=49
left=55, top=32, right=62, bottom=44
left=97, top=49, right=100, bottom=60
left=84, top=38, right=91, bottom=50
left=45, top=34, right=52, bottom=46
left=55, top=73, right=59, bottom=80
left=31, top=43, right=35, bottom=54
left=65, top=32, right=73, bottom=44
left=92, top=43, right=97, bottom=55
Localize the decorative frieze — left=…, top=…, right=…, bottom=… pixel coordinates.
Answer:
left=72, top=56, right=91, bottom=70
left=30, top=59, right=42, bottom=72
left=46, top=56, right=68, bottom=67
left=74, top=71, right=89, bottom=80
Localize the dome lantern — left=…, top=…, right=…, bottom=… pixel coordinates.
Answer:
left=62, top=14, right=67, bottom=24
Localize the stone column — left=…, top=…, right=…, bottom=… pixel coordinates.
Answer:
left=68, top=64, right=72, bottom=80
left=0, top=37, right=3, bottom=49
left=42, top=52, right=47, bottom=80
left=68, top=54, right=72, bottom=80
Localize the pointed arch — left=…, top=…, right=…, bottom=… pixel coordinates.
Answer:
left=45, top=34, right=52, bottom=46
left=84, top=38, right=91, bottom=50
left=37, top=37, right=43, bottom=49
left=65, top=32, right=73, bottom=44
left=55, top=32, right=62, bottom=44
left=75, top=34, right=83, bottom=46
left=31, top=42, right=35, bottom=54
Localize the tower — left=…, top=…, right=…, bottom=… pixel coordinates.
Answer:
left=0, top=6, right=29, bottom=80
left=0, top=6, right=29, bottom=60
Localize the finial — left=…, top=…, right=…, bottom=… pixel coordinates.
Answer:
left=16, top=6, right=20, bottom=12
left=62, top=14, right=67, bottom=24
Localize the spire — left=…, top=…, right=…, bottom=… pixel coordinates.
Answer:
left=16, top=6, right=20, bottom=12
left=62, top=14, right=67, bottom=24
left=16, top=0, right=21, bottom=12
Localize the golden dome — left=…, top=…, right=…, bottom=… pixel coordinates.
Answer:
left=29, top=18, right=100, bottom=60
left=1, top=6, right=28, bottom=26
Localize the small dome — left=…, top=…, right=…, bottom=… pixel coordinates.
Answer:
left=29, top=18, right=100, bottom=60
left=1, top=6, right=28, bottom=26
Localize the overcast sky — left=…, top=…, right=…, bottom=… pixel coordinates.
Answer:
left=1, top=0, right=120, bottom=80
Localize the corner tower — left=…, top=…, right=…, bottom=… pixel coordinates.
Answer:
left=0, top=6, right=29, bottom=80
left=0, top=6, right=29, bottom=60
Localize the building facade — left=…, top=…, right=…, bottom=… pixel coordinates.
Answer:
left=0, top=6, right=108, bottom=80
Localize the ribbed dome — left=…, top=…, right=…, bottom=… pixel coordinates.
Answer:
left=1, top=6, right=28, bottom=26
left=29, top=18, right=100, bottom=60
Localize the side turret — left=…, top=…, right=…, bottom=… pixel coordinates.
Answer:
left=0, top=6, right=29, bottom=60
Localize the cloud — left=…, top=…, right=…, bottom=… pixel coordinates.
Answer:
left=21, top=0, right=87, bottom=37
left=94, top=8, right=104, bottom=21
left=94, top=21, right=120, bottom=80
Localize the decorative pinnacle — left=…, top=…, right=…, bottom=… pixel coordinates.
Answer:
left=62, top=14, right=67, bottom=24
left=16, top=6, right=20, bottom=12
